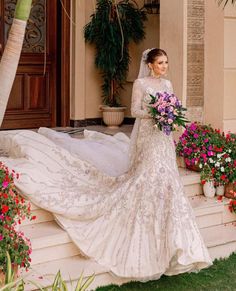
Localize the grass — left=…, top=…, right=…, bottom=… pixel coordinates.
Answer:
left=95, top=253, right=236, bottom=291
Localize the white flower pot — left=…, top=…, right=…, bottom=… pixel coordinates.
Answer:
left=100, top=106, right=126, bottom=128
left=203, top=181, right=216, bottom=198
left=216, top=185, right=225, bottom=196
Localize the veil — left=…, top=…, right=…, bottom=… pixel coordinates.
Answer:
left=137, top=48, right=155, bottom=79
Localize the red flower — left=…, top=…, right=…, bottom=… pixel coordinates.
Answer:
left=221, top=174, right=227, bottom=181
left=217, top=195, right=223, bottom=201
left=201, top=180, right=206, bottom=185
left=2, top=205, right=9, bottom=214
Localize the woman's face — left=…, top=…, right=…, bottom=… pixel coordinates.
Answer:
left=148, top=55, right=168, bottom=77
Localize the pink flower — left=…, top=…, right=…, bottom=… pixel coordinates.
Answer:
left=0, top=235, right=3, bottom=241
left=2, top=180, right=9, bottom=188
left=189, top=123, right=197, bottom=131
left=193, top=133, right=199, bottom=138
left=168, top=119, right=173, bottom=124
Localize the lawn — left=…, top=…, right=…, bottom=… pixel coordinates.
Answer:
left=96, top=253, right=236, bottom=291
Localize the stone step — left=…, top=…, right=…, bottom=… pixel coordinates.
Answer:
left=179, top=167, right=203, bottom=197
left=21, top=255, right=109, bottom=291
left=21, top=208, right=54, bottom=226
left=200, top=223, right=236, bottom=260
left=189, top=196, right=236, bottom=229
left=22, top=223, right=236, bottom=291
left=21, top=221, right=80, bottom=265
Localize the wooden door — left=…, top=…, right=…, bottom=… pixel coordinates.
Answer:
left=0, top=0, right=61, bottom=129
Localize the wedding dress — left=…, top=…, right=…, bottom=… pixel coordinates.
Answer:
left=0, top=76, right=212, bottom=281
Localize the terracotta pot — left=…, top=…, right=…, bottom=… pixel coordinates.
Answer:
left=186, top=163, right=201, bottom=172
left=0, top=266, right=18, bottom=286
left=100, top=106, right=126, bottom=128
left=203, top=180, right=216, bottom=198
left=225, top=183, right=236, bottom=199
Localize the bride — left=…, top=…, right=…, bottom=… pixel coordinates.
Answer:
left=0, top=48, right=212, bottom=281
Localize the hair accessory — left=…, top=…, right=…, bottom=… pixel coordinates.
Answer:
left=142, top=48, right=156, bottom=62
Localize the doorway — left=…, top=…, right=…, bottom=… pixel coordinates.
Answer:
left=0, top=0, right=70, bottom=129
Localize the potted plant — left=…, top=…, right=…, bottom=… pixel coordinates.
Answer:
left=200, top=164, right=216, bottom=198
left=0, top=162, right=35, bottom=281
left=84, top=0, right=146, bottom=127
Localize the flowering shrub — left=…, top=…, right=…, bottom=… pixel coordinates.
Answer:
left=146, top=92, right=188, bottom=136
left=0, top=162, right=35, bottom=273
left=229, top=198, right=236, bottom=214
left=176, top=122, right=236, bottom=186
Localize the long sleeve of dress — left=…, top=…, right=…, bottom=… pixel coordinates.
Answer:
left=165, top=79, right=174, bottom=94
left=131, top=79, right=150, bottom=119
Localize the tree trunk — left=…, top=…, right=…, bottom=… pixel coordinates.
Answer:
left=0, top=0, right=33, bottom=127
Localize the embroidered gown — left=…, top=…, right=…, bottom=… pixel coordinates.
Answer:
left=0, top=77, right=212, bottom=281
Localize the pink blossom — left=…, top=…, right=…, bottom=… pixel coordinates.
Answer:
left=193, top=133, right=199, bottom=138
left=189, top=123, right=197, bottom=131
left=2, top=180, right=9, bottom=188
left=168, top=119, right=173, bottom=124
left=0, top=235, right=3, bottom=241
left=185, top=158, right=191, bottom=166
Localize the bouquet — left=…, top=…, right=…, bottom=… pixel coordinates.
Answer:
left=147, top=91, right=189, bottom=135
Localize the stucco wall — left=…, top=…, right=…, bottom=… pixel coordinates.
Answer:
left=224, top=4, right=236, bottom=132
left=70, top=0, right=160, bottom=120
left=204, top=0, right=224, bottom=130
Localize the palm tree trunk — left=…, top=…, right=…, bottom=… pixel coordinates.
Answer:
left=0, top=0, right=32, bottom=127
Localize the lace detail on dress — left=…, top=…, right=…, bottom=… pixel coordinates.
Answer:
left=0, top=77, right=212, bottom=281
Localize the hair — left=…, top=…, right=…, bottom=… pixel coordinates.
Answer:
left=145, top=48, right=168, bottom=64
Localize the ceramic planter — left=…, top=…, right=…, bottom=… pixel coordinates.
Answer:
left=100, top=106, right=126, bottom=128
left=216, top=184, right=225, bottom=196
left=203, top=180, right=216, bottom=198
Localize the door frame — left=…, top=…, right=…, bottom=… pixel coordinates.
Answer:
left=59, top=0, right=71, bottom=127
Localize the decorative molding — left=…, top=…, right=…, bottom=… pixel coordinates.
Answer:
left=186, top=106, right=203, bottom=123
left=4, top=0, right=46, bottom=53
left=187, top=0, right=205, bottom=122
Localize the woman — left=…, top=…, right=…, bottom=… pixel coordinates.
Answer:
left=0, top=48, right=212, bottom=281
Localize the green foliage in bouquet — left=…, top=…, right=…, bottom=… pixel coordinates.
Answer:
left=0, top=162, right=35, bottom=273
left=84, top=0, right=146, bottom=107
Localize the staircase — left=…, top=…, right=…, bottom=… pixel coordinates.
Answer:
left=19, top=168, right=236, bottom=290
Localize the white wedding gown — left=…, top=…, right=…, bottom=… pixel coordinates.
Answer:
left=0, top=76, right=212, bottom=281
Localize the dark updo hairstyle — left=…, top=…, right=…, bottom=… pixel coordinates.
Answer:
left=145, top=48, right=168, bottom=64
